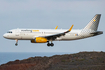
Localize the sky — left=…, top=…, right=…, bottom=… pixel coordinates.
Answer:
left=0, top=0, right=105, bottom=52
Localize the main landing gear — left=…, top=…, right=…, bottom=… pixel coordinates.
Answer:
left=47, top=41, right=54, bottom=47
left=15, top=39, right=18, bottom=46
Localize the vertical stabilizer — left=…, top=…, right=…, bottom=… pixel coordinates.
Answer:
left=84, top=14, right=101, bottom=31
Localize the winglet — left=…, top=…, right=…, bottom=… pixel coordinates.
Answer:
left=55, top=26, right=58, bottom=30
left=69, top=25, right=74, bottom=31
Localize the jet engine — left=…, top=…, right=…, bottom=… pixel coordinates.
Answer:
left=31, top=37, right=48, bottom=43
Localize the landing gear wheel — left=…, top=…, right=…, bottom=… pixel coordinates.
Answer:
left=47, top=41, right=54, bottom=47
left=15, top=43, right=18, bottom=46
left=15, top=39, right=18, bottom=46
left=51, top=43, right=54, bottom=47
left=47, top=43, right=50, bottom=47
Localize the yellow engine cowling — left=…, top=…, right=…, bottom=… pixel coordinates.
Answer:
left=31, top=37, right=48, bottom=43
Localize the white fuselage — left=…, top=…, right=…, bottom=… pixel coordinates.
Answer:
left=3, top=14, right=103, bottom=46
left=3, top=29, right=94, bottom=41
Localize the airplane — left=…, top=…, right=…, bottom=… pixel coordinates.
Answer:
left=3, top=14, right=103, bottom=46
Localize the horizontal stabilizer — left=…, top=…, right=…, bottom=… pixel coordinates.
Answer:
left=90, top=31, right=103, bottom=36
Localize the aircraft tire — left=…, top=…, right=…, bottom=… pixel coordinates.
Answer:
left=15, top=43, right=18, bottom=46
left=51, top=43, right=54, bottom=47
left=47, top=43, right=50, bottom=46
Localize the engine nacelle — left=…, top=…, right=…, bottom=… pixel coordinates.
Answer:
left=31, top=37, right=47, bottom=43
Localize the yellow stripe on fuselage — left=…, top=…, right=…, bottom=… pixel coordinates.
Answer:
left=32, top=30, right=39, bottom=32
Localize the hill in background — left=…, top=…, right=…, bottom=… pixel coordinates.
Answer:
left=0, top=51, right=105, bottom=70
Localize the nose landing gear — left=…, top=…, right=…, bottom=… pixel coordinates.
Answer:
left=15, top=39, right=18, bottom=46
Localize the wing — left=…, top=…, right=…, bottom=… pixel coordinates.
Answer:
left=44, top=25, right=74, bottom=40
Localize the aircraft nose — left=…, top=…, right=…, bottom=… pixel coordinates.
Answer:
left=3, top=34, right=8, bottom=38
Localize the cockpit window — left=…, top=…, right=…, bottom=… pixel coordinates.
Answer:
left=7, top=31, right=12, bottom=33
